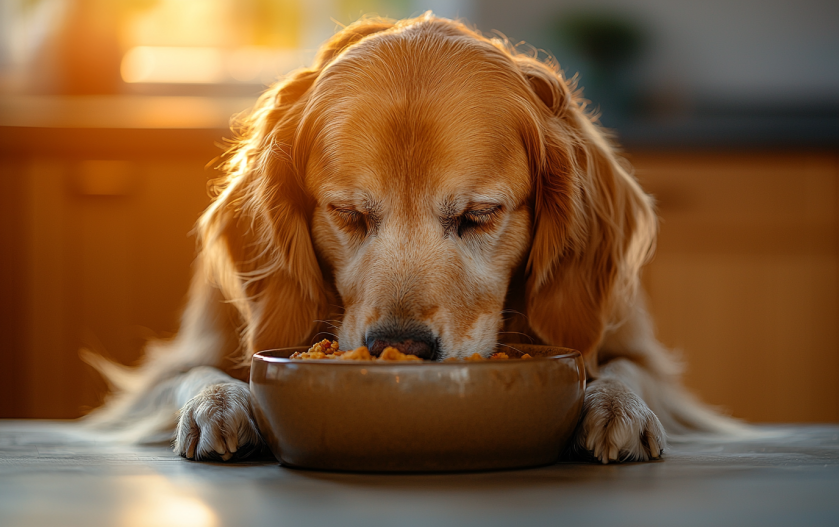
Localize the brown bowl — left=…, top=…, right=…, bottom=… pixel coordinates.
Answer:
left=249, top=344, right=585, bottom=472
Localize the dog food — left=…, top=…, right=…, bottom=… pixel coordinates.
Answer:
left=289, top=340, right=422, bottom=361
left=289, top=340, right=532, bottom=361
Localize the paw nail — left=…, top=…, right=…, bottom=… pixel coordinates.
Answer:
left=226, top=436, right=238, bottom=453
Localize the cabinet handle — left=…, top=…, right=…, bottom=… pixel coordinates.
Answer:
left=75, top=160, right=135, bottom=196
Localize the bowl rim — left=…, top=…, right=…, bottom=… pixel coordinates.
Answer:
left=251, top=345, right=581, bottom=365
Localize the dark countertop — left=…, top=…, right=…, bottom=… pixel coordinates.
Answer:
left=0, top=96, right=254, bottom=157
left=2, top=96, right=838, bottom=152
left=1, top=420, right=838, bottom=527
left=618, top=113, right=839, bottom=150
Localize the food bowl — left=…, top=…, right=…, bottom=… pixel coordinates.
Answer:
left=249, top=344, right=585, bottom=472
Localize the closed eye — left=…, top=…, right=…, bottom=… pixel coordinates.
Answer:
left=328, top=205, right=376, bottom=237
left=333, top=208, right=361, bottom=222
left=463, top=205, right=502, bottom=224
left=443, top=204, right=503, bottom=238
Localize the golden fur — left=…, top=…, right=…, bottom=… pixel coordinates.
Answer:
left=86, top=14, right=741, bottom=463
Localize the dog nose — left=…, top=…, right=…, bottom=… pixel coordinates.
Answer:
left=365, top=330, right=438, bottom=360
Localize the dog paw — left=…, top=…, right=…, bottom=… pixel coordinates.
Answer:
left=173, top=382, right=262, bottom=461
left=574, top=379, right=666, bottom=464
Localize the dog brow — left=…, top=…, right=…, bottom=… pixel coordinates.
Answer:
left=320, top=189, right=380, bottom=210
left=440, top=194, right=507, bottom=216
left=360, top=194, right=383, bottom=216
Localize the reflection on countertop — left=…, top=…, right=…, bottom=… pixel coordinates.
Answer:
left=1, top=420, right=838, bottom=527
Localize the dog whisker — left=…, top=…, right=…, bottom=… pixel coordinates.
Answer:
left=312, top=332, right=338, bottom=342
left=497, top=331, right=536, bottom=343
left=494, top=342, right=524, bottom=355
left=500, top=309, right=528, bottom=319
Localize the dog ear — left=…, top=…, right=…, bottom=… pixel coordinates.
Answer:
left=517, top=57, right=572, bottom=117
left=517, top=57, right=657, bottom=373
left=198, top=19, right=396, bottom=359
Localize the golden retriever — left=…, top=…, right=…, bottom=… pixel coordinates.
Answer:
left=87, top=14, right=738, bottom=463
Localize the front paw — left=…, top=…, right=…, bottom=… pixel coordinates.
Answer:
left=174, top=382, right=262, bottom=461
left=574, top=379, right=666, bottom=464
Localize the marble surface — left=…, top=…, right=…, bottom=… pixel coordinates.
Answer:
left=1, top=420, right=838, bottom=527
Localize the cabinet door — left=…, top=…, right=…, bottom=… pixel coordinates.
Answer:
left=7, top=158, right=212, bottom=418
left=633, top=152, right=838, bottom=422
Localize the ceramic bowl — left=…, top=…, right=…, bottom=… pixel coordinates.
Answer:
left=249, top=344, right=585, bottom=472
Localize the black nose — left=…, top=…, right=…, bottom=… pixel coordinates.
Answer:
left=365, top=328, right=438, bottom=360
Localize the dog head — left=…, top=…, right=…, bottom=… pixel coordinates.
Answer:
left=200, top=14, right=656, bottom=365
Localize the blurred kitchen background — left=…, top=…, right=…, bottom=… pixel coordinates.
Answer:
left=1, top=0, right=837, bottom=422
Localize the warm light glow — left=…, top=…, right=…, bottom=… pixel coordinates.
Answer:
left=124, top=0, right=240, bottom=48
left=120, top=47, right=156, bottom=83
left=226, top=47, right=314, bottom=84
left=124, top=496, right=217, bottom=527
left=114, top=0, right=427, bottom=86
left=226, top=47, right=265, bottom=82
left=119, top=475, right=218, bottom=527
left=121, top=46, right=314, bottom=84
left=121, top=46, right=226, bottom=84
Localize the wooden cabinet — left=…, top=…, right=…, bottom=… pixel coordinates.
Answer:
left=633, top=152, right=839, bottom=422
left=1, top=154, right=215, bottom=418
left=0, top=100, right=236, bottom=417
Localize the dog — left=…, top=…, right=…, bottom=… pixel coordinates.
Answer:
left=86, top=14, right=738, bottom=463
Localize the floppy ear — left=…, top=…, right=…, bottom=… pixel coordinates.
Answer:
left=198, top=19, right=396, bottom=360
left=517, top=57, right=657, bottom=374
